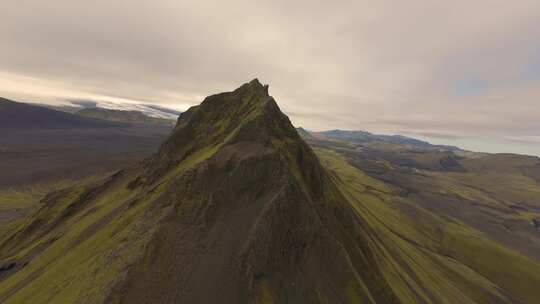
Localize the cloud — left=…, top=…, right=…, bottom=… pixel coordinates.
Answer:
left=403, top=131, right=465, bottom=141
left=505, top=136, right=540, bottom=144
left=1, top=0, right=540, bottom=154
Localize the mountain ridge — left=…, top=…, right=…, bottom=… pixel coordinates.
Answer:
left=307, top=128, right=462, bottom=152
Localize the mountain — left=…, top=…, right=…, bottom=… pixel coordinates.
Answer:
left=0, top=98, right=124, bottom=129
left=68, top=100, right=182, bottom=120
left=314, top=129, right=461, bottom=152
left=1, top=80, right=540, bottom=303
left=299, top=128, right=469, bottom=172
left=76, top=108, right=175, bottom=126
left=34, top=104, right=84, bottom=114
left=35, top=100, right=182, bottom=120
left=0, top=79, right=365, bottom=303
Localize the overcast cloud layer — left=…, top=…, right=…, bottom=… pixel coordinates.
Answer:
left=1, top=0, right=540, bottom=155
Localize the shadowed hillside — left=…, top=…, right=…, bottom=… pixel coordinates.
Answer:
left=0, top=98, right=123, bottom=129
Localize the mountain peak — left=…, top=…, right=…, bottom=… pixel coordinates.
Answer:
left=150, top=80, right=320, bottom=181
left=142, top=80, right=302, bottom=181
left=248, top=77, right=263, bottom=87
left=234, top=78, right=269, bottom=96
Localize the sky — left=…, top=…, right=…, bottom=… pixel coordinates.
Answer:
left=1, top=0, right=540, bottom=156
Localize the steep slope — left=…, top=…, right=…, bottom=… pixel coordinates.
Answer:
left=315, top=149, right=540, bottom=304
left=0, top=98, right=124, bottom=129
left=0, top=80, right=538, bottom=304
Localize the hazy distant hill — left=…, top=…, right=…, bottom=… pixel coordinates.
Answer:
left=314, top=129, right=461, bottom=152
left=76, top=108, right=175, bottom=126
left=40, top=99, right=183, bottom=120
left=0, top=98, right=123, bottom=129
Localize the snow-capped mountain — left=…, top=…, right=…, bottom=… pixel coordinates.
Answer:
left=68, top=100, right=181, bottom=120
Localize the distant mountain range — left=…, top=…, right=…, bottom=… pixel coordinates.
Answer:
left=302, top=128, right=462, bottom=152
left=76, top=108, right=175, bottom=126
left=38, top=99, right=182, bottom=120
left=0, top=97, right=124, bottom=129
left=1, top=97, right=178, bottom=129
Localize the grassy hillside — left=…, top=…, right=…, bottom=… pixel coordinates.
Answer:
left=304, top=128, right=540, bottom=262
left=316, top=148, right=540, bottom=303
